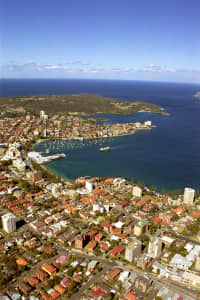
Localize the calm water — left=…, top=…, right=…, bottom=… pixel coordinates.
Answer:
left=1, top=78, right=200, bottom=191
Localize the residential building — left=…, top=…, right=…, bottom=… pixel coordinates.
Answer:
left=132, top=186, right=142, bottom=198
left=195, top=256, right=200, bottom=271
left=40, top=110, right=45, bottom=119
left=2, top=213, right=16, bottom=233
left=148, top=237, right=162, bottom=258
left=86, top=180, right=95, bottom=192
left=75, top=234, right=89, bottom=249
left=125, top=239, right=142, bottom=263
left=134, top=220, right=148, bottom=237
left=183, top=187, right=195, bottom=206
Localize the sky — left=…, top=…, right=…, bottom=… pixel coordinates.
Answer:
left=0, top=0, right=200, bottom=83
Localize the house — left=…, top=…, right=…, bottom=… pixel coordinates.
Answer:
left=124, top=291, right=137, bottom=300
left=90, top=285, right=107, bottom=300
left=75, top=234, right=89, bottom=249
left=73, top=273, right=82, bottom=282
left=87, top=230, right=97, bottom=240
left=161, top=235, right=175, bottom=248
left=135, top=276, right=152, bottom=293
left=135, top=196, right=150, bottom=207
left=27, top=276, right=39, bottom=287
left=16, top=258, right=29, bottom=267
left=60, top=277, right=72, bottom=289
left=31, top=220, right=46, bottom=231
left=49, top=290, right=60, bottom=300
left=79, top=211, right=89, bottom=219
left=136, top=254, right=152, bottom=270
left=87, top=240, right=97, bottom=252
left=100, top=241, right=110, bottom=251
left=31, top=171, right=43, bottom=182
left=35, top=268, right=48, bottom=281
left=159, top=212, right=173, bottom=224
left=110, top=245, right=125, bottom=257
left=100, top=220, right=111, bottom=233
left=88, top=260, right=98, bottom=272
left=43, top=246, right=56, bottom=256
left=191, top=210, right=200, bottom=218
left=42, top=263, right=57, bottom=276
left=56, top=253, right=70, bottom=264
left=54, top=284, right=65, bottom=295
left=95, top=232, right=103, bottom=241
left=42, top=293, right=53, bottom=300
left=107, top=268, right=121, bottom=281
left=18, top=282, right=32, bottom=295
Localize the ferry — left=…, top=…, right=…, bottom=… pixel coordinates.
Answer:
left=99, top=146, right=111, bottom=152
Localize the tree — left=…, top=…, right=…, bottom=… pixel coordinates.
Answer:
left=137, top=182, right=145, bottom=189
left=168, top=189, right=181, bottom=199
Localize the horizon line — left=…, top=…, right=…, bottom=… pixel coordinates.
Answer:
left=0, top=77, right=200, bottom=85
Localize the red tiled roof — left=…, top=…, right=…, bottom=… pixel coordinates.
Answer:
left=124, top=291, right=137, bottom=300
left=107, top=268, right=121, bottom=280
left=110, top=246, right=125, bottom=256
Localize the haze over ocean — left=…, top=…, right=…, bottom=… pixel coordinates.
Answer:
left=1, top=78, right=200, bottom=192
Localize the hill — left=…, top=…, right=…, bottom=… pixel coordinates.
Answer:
left=0, top=93, right=166, bottom=116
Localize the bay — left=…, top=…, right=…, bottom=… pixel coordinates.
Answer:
left=1, top=78, right=200, bottom=191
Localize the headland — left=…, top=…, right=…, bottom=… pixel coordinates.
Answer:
left=0, top=93, right=166, bottom=117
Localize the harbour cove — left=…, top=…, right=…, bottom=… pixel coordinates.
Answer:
left=32, top=119, right=199, bottom=192
left=2, top=78, right=200, bottom=192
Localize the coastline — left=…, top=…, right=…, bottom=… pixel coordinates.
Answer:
left=32, top=124, right=156, bottom=184
left=33, top=125, right=154, bottom=147
left=41, top=163, right=73, bottom=183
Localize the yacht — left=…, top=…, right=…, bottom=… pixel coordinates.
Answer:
left=99, top=146, right=111, bottom=152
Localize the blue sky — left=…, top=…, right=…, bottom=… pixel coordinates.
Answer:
left=1, top=0, right=200, bottom=82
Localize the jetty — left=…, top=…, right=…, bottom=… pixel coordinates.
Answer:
left=28, top=151, right=66, bottom=164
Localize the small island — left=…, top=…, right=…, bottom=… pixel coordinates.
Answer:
left=195, top=91, right=200, bottom=98
left=0, top=93, right=166, bottom=116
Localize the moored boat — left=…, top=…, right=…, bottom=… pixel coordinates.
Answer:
left=99, top=146, right=111, bottom=152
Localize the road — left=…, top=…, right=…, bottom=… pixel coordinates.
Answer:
left=3, top=241, right=199, bottom=299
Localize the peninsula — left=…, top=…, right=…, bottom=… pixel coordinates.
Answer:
left=0, top=93, right=165, bottom=116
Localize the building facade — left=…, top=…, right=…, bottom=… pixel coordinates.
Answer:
left=2, top=213, right=16, bottom=233
left=183, top=187, right=195, bottom=206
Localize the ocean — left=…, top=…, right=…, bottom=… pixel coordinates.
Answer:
left=1, top=78, right=200, bottom=192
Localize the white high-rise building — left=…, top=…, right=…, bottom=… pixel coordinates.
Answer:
left=85, top=180, right=94, bottom=193
left=132, top=186, right=142, bottom=198
left=2, top=213, right=16, bottom=233
left=40, top=110, right=45, bottom=119
left=125, top=239, right=142, bottom=263
left=52, top=183, right=63, bottom=198
left=144, top=120, right=152, bottom=127
left=183, top=187, right=195, bottom=206
left=148, top=237, right=162, bottom=258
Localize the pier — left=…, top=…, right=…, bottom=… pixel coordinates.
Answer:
left=28, top=151, right=66, bottom=164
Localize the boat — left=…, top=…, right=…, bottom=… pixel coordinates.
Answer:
left=99, top=146, right=111, bottom=152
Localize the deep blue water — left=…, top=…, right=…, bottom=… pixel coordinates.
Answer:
left=1, top=78, right=200, bottom=192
